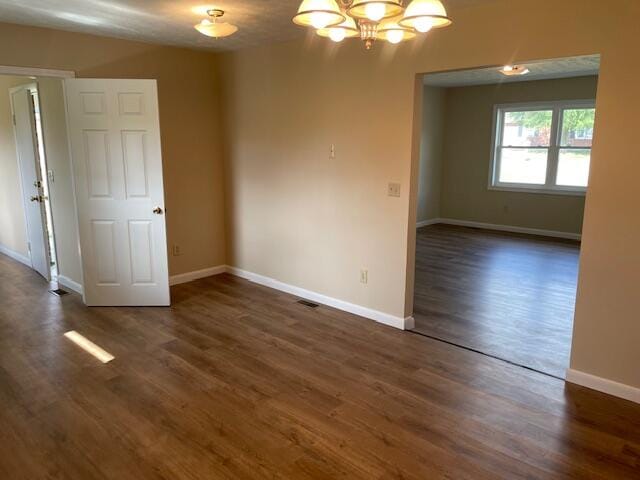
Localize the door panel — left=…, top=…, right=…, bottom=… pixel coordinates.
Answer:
left=11, top=86, right=51, bottom=280
left=65, top=79, right=169, bottom=306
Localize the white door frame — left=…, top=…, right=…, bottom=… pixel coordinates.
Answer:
left=1, top=65, right=84, bottom=292
left=0, top=65, right=76, bottom=79
left=10, top=82, right=51, bottom=279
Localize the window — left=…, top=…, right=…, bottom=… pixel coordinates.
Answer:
left=490, top=100, right=595, bottom=194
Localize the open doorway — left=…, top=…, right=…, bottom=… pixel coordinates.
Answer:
left=0, top=73, right=82, bottom=294
left=9, top=82, right=59, bottom=282
left=412, top=55, right=599, bottom=378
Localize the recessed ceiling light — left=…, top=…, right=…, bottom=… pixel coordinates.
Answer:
left=499, top=65, right=530, bottom=76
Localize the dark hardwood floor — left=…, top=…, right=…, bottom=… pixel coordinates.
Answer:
left=1, top=252, right=640, bottom=479
left=413, top=224, right=580, bottom=378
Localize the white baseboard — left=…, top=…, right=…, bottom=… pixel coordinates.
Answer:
left=419, top=218, right=581, bottom=240
left=566, top=368, right=640, bottom=404
left=227, top=266, right=412, bottom=330
left=169, top=265, right=227, bottom=286
left=416, top=218, right=442, bottom=228
left=57, top=275, right=83, bottom=294
left=0, top=244, right=31, bottom=267
left=170, top=264, right=415, bottom=331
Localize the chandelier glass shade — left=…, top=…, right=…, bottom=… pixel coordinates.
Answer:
left=378, top=21, right=416, bottom=44
left=316, top=15, right=360, bottom=42
left=347, top=0, right=404, bottom=21
left=293, top=0, right=451, bottom=49
left=293, top=0, right=346, bottom=29
left=398, top=0, right=452, bottom=31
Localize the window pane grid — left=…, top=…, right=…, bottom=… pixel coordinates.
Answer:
left=491, top=101, right=594, bottom=193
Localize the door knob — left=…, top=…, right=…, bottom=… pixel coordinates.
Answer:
left=153, top=207, right=164, bottom=215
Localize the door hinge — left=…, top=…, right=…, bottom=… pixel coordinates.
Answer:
left=27, top=242, right=31, bottom=252
left=12, top=114, right=16, bottom=125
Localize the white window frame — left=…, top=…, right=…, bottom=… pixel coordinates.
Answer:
left=489, top=99, right=595, bottom=196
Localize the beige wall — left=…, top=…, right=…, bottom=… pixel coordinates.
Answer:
left=436, top=76, right=597, bottom=234
left=37, top=77, right=82, bottom=284
left=0, top=22, right=226, bottom=276
left=417, top=86, right=445, bottom=223
left=0, top=75, right=31, bottom=258
left=220, top=0, right=640, bottom=390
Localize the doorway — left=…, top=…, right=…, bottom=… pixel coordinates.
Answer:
left=411, top=55, right=599, bottom=378
left=10, top=82, right=58, bottom=282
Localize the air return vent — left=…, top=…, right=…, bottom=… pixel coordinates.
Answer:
left=49, top=288, right=69, bottom=297
left=297, top=299, right=319, bottom=308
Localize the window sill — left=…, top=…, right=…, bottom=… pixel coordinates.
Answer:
left=488, top=185, right=586, bottom=197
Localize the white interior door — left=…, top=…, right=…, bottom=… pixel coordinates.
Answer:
left=64, top=79, right=169, bottom=306
left=11, top=85, right=51, bottom=281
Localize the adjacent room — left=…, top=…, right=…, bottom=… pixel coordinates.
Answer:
left=1, top=1, right=640, bottom=478
left=413, top=56, right=598, bottom=378
left=0, top=73, right=83, bottom=294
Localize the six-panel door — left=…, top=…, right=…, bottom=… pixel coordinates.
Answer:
left=65, top=79, right=170, bottom=306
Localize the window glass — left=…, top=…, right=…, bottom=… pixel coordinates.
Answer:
left=498, top=148, right=548, bottom=184
left=556, top=149, right=591, bottom=187
left=502, top=110, right=553, bottom=147
left=560, top=108, right=595, bottom=147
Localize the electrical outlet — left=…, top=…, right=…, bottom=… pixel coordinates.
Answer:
left=388, top=182, right=401, bottom=197
left=172, top=244, right=182, bottom=256
left=360, top=269, right=368, bottom=284
left=330, top=144, right=336, bottom=159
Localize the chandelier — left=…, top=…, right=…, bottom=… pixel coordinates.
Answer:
left=293, top=0, right=452, bottom=49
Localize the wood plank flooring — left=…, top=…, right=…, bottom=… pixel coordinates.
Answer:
left=413, top=224, right=580, bottom=378
left=1, top=252, right=640, bottom=479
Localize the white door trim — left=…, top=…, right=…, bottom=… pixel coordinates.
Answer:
left=0, top=65, right=76, bottom=78
left=9, top=83, right=51, bottom=277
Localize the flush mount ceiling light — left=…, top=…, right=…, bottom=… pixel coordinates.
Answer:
left=293, top=0, right=452, bottom=50
left=499, top=65, right=530, bottom=76
left=195, top=9, right=238, bottom=38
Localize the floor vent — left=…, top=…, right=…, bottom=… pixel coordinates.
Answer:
left=49, top=288, right=70, bottom=297
left=297, top=299, right=319, bottom=309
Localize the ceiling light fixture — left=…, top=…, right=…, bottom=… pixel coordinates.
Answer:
left=293, top=0, right=452, bottom=50
left=195, top=9, right=238, bottom=38
left=499, top=65, right=530, bottom=76
left=293, top=0, right=345, bottom=29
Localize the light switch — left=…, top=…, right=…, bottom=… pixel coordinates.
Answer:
left=388, top=182, right=401, bottom=197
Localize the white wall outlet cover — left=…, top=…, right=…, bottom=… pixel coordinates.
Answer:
left=360, top=269, right=368, bottom=284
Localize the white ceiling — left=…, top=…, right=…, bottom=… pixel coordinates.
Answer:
left=0, top=0, right=484, bottom=51
left=424, top=55, right=600, bottom=87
